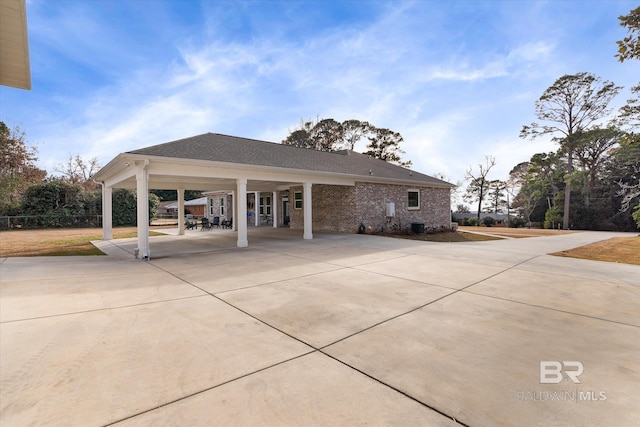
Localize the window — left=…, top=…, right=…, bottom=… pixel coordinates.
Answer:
left=408, top=190, right=420, bottom=210
left=209, top=198, right=215, bottom=216
left=294, top=191, right=303, bottom=209
left=220, top=197, right=225, bottom=217
left=259, top=196, right=272, bottom=215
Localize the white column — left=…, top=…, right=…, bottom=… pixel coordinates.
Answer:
left=237, top=179, right=248, bottom=247
left=136, top=161, right=150, bottom=259
left=177, top=188, right=185, bottom=235
left=272, top=191, right=278, bottom=228
left=303, top=182, right=313, bottom=240
left=102, top=184, right=113, bottom=240
left=254, top=191, right=260, bottom=226
left=231, top=191, right=237, bottom=231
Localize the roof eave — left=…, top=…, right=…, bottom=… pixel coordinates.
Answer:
left=0, top=0, right=31, bottom=90
left=111, top=153, right=452, bottom=188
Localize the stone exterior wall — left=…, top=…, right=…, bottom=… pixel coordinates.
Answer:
left=205, top=193, right=232, bottom=221
left=354, top=182, right=450, bottom=233
left=288, top=182, right=451, bottom=233
left=288, top=185, right=304, bottom=230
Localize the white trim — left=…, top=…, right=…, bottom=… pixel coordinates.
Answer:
left=136, top=161, right=150, bottom=259
left=408, top=189, right=420, bottom=210
left=101, top=184, right=112, bottom=240
left=237, top=180, right=248, bottom=247
left=272, top=191, right=278, bottom=228
left=294, top=191, right=303, bottom=209
left=178, top=189, right=185, bottom=235
left=303, top=182, right=313, bottom=240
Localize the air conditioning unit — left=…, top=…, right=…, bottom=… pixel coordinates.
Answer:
left=386, top=202, right=395, bottom=217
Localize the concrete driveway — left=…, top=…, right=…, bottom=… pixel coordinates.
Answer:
left=1, top=228, right=639, bottom=426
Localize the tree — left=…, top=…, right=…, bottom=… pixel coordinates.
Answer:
left=112, top=189, right=160, bottom=226
left=615, top=7, right=640, bottom=230
left=0, top=122, right=47, bottom=214
left=312, top=118, right=344, bottom=151
left=520, top=72, right=622, bottom=229
left=19, top=180, right=97, bottom=227
left=617, top=84, right=640, bottom=129
left=282, top=128, right=315, bottom=150
left=616, top=6, right=640, bottom=63
left=464, top=156, right=496, bottom=223
left=54, top=154, right=101, bottom=191
left=364, top=127, right=412, bottom=167
left=573, top=128, right=622, bottom=208
left=510, top=162, right=539, bottom=228
left=150, top=189, right=203, bottom=201
left=282, top=118, right=412, bottom=166
left=456, top=204, right=470, bottom=213
left=486, top=179, right=507, bottom=213
left=612, top=137, right=640, bottom=214
left=340, top=119, right=372, bottom=150
left=22, top=180, right=84, bottom=216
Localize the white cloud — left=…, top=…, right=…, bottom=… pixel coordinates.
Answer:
left=7, top=0, right=637, bottom=188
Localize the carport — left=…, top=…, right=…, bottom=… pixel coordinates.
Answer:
left=92, top=133, right=358, bottom=259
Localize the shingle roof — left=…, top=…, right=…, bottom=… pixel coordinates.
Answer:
left=128, top=133, right=451, bottom=186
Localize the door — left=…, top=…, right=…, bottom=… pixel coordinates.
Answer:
left=282, top=200, right=290, bottom=225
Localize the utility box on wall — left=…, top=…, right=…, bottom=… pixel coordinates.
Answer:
left=386, top=202, right=395, bottom=217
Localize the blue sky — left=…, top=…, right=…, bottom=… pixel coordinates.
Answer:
left=2, top=0, right=638, bottom=191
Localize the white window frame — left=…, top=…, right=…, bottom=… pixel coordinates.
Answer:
left=294, top=191, right=303, bottom=209
left=408, top=189, right=420, bottom=210
left=220, top=197, right=225, bottom=217
left=209, top=198, right=215, bottom=216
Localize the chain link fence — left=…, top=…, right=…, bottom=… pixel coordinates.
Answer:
left=0, top=215, right=103, bottom=231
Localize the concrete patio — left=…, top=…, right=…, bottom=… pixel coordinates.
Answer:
left=1, top=228, right=639, bottom=426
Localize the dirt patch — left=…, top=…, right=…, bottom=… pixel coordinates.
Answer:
left=381, top=231, right=501, bottom=242
left=551, top=237, right=640, bottom=265
left=458, top=226, right=575, bottom=238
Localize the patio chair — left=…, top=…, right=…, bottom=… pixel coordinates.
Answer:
left=185, top=219, right=197, bottom=230
left=223, top=217, right=233, bottom=229
left=212, top=216, right=220, bottom=228
left=200, top=217, right=212, bottom=231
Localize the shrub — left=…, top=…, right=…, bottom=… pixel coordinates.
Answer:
left=544, top=206, right=562, bottom=229
left=111, top=189, right=160, bottom=226
left=509, top=217, right=526, bottom=228
left=483, top=216, right=496, bottom=227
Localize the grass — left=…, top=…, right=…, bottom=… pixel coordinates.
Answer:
left=551, top=236, right=640, bottom=265
left=0, top=227, right=168, bottom=257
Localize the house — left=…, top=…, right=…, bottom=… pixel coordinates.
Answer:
left=93, top=133, right=453, bottom=259
left=157, top=200, right=178, bottom=216
left=158, top=197, right=207, bottom=217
